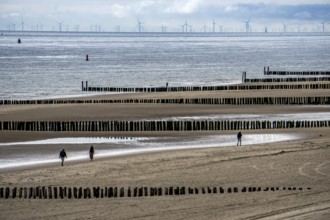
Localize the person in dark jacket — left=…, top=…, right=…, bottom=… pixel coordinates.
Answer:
left=59, top=149, right=67, bottom=166
left=237, top=131, right=242, bottom=146
left=89, top=145, right=95, bottom=161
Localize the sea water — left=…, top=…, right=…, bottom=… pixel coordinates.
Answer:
left=1, top=32, right=330, bottom=100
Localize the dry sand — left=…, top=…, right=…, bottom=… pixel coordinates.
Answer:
left=0, top=89, right=330, bottom=219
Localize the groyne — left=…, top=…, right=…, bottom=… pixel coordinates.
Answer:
left=0, top=186, right=311, bottom=199
left=264, top=67, right=330, bottom=75
left=244, top=77, right=330, bottom=83
left=2, top=96, right=330, bottom=105
left=82, top=81, right=330, bottom=93
left=0, top=120, right=328, bottom=132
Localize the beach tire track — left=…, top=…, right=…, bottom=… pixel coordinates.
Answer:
left=299, top=163, right=318, bottom=179
left=252, top=162, right=286, bottom=173
left=246, top=201, right=330, bottom=220
left=315, top=162, right=330, bottom=177
left=269, top=162, right=286, bottom=173
left=252, top=165, right=264, bottom=171
left=299, top=162, right=330, bottom=180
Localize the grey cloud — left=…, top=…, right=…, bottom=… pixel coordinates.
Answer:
left=197, top=3, right=330, bottom=21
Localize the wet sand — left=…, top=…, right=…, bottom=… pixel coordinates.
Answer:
left=0, top=89, right=330, bottom=219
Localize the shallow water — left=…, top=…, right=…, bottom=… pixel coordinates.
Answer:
left=160, top=112, right=330, bottom=121
left=0, top=134, right=301, bottom=169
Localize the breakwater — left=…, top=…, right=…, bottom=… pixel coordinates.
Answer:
left=82, top=81, right=330, bottom=93
left=244, top=77, right=330, bottom=83
left=2, top=96, right=330, bottom=105
left=0, top=186, right=311, bottom=199
left=264, top=67, right=330, bottom=75
left=1, top=120, right=329, bottom=132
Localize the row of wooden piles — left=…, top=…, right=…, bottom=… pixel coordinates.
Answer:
left=0, top=120, right=329, bottom=132
left=0, top=186, right=311, bottom=199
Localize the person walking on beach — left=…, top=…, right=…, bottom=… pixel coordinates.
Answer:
left=59, top=149, right=67, bottom=166
left=89, top=145, right=95, bottom=161
left=237, top=131, right=242, bottom=146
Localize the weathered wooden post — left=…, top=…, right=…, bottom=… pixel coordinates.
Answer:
left=127, top=187, right=131, bottom=197
left=59, top=187, right=64, bottom=199
left=12, top=187, right=17, bottom=199
left=138, top=187, right=143, bottom=197
left=114, top=187, right=118, bottom=198
left=174, top=187, right=180, bottom=195
left=169, top=187, right=173, bottom=195
left=120, top=187, right=125, bottom=197
left=180, top=187, right=185, bottom=195
left=195, top=188, right=199, bottom=195
left=67, top=187, right=72, bottom=199
left=18, top=187, right=23, bottom=198
left=5, top=187, right=10, bottom=199
left=158, top=187, right=162, bottom=196
left=32, top=187, right=37, bottom=199
left=133, top=187, right=138, bottom=197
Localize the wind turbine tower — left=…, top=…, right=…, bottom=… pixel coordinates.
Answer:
left=20, top=19, right=26, bottom=31
left=282, top=23, right=287, bottom=33
left=161, top=25, right=167, bottom=32
left=182, top=20, right=188, bottom=33
left=212, top=19, right=216, bottom=33
left=11, top=23, right=16, bottom=31
left=320, top=21, right=326, bottom=32
left=243, top=19, right=251, bottom=33
left=57, top=21, right=64, bottom=32
left=219, top=25, right=223, bottom=32
left=136, top=19, right=143, bottom=32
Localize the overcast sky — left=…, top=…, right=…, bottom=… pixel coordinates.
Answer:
left=1, top=0, right=330, bottom=32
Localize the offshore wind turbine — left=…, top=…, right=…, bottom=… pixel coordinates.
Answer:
left=136, top=19, right=143, bottom=32
left=264, top=26, right=268, bottom=33
left=219, top=25, right=223, bottom=32
left=20, top=18, right=27, bottom=31
left=57, top=21, right=64, bottom=32
left=201, top=23, right=208, bottom=32
left=11, top=23, right=16, bottom=31
left=188, top=25, right=192, bottom=32
left=181, top=20, right=188, bottom=32
left=74, top=25, right=80, bottom=32
left=39, top=24, right=44, bottom=31
left=282, top=23, right=287, bottom=33
left=243, top=19, right=251, bottom=32
left=212, top=19, right=216, bottom=33
left=319, top=21, right=327, bottom=32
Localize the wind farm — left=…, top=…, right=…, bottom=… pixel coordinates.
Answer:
left=1, top=17, right=329, bottom=33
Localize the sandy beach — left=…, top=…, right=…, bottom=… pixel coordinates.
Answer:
left=1, top=89, right=330, bottom=219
